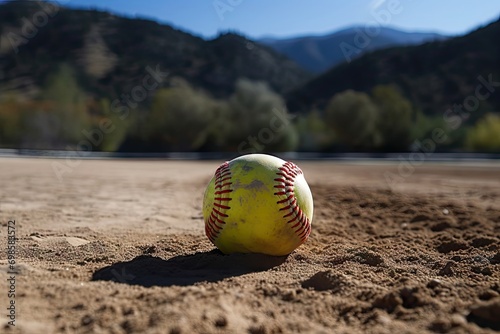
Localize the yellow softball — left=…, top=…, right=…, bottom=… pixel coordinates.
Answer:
left=202, top=154, right=313, bottom=256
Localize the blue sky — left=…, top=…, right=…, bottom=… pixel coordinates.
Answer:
left=6, top=0, right=500, bottom=38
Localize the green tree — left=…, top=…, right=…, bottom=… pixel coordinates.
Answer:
left=371, top=85, right=413, bottom=151
left=91, top=98, right=129, bottom=152
left=325, top=90, right=378, bottom=150
left=198, top=99, right=233, bottom=151
left=227, top=78, right=297, bottom=152
left=147, top=82, right=214, bottom=151
left=33, top=63, right=90, bottom=148
left=294, top=110, right=333, bottom=151
left=466, top=113, right=500, bottom=152
left=0, top=94, right=24, bottom=148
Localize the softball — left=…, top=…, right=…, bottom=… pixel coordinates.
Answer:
left=202, top=154, right=313, bottom=256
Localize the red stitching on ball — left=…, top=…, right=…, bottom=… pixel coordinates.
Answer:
left=205, top=162, right=233, bottom=243
left=287, top=214, right=299, bottom=224
left=273, top=161, right=311, bottom=243
left=279, top=198, right=297, bottom=211
left=277, top=194, right=294, bottom=204
left=212, top=208, right=228, bottom=217
left=215, top=182, right=232, bottom=189
left=214, top=189, right=232, bottom=195
left=214, top=203, right=231, bottom=210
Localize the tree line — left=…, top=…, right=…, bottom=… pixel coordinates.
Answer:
left=0, top=64, right=499, bottom=152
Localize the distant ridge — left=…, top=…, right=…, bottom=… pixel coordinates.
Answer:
left=260, top=26, right=447, bottom=73
left=0, top=0, right=311, bottom=100
left=287, top=18, right=500, bottom=117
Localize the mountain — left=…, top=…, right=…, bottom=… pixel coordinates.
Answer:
left=0, top=1, right=311, bottom=100
left=260, top=27, right=447, bottom=73
left=287, top=18, right=500, bottom=116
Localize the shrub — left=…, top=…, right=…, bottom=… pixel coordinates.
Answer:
left=39, top=63, right=91, bottom=148
left=325, top=90, right=378, bottom=150
left=227, top=78, right=297, bottom=152
left=146, top=82, right=215, bottom=151
left=371, top=85, right=413, bottom=151
left=466, top=113, right=500, bottom=152
left=294, top=110, right=333, bottom=151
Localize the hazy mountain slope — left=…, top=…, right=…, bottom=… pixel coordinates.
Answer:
left=260, top=27, right=447, bottom=73
left=287, top=18, right=500, bottom=115
left=0, top=1, right=311, bottom=100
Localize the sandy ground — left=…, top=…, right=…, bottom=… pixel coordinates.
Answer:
left=0, top=157, right=499, bottom=334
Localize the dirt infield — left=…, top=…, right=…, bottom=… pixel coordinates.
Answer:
left=0, top=158, right=499, bottom=333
